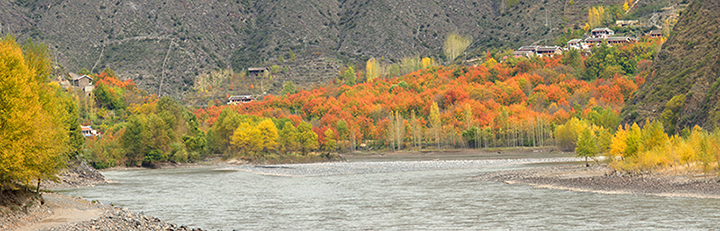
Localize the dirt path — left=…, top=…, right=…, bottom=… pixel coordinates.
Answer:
left=5, top=193, right=106, bottom=231
left=17, top=208, right=102, bottom=231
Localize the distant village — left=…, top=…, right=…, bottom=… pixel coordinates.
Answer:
left=512, top=24, right=662, bottom=59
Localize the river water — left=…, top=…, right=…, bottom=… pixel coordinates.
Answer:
left=59, top=154, right=720, bottom=230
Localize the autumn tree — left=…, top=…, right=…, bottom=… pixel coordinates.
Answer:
left=323, top=129, right=337, bottom=152
left=210, top=108, right=242, bottom=153
left=366, top=58, right=379, bottom=82
left=443, top=33, right=472, bottom=62
left=586, top=6, right=606, bottom=30
left=555, top=118, right=584, bottom=151
left=0, top=36, right=71, bottom=189
left=231, top=122, right=261, bottom=156
left=297, top=121, right=319, bottom=154
left=429, top=102, right=442, bottom=149
left=278, top=122, right=299, bottom=154
left=257, top=119, right=279, bottom=153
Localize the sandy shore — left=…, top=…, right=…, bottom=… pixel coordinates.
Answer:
left=473, top=164, right=720, bottom=199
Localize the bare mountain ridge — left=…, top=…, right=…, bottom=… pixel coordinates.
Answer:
left=2, top=0, right=637, bottom=98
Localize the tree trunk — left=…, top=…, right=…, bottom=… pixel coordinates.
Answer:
left=37, top=179, right=41, bottom=194
left=585, top=157, right=589, bottom=167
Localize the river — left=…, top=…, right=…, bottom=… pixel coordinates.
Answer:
left=59, top=154, right=720, bottom=230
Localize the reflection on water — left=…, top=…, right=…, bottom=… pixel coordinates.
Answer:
left=60, top=156, right=720, bottom=230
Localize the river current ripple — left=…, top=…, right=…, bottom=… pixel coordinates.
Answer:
left=61, top=157, right=720, bottom=230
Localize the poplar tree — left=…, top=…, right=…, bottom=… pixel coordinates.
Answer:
left=429, top=102, right=441, bottom=149
left=365, top=58, right=379, bottom=82
left=443, top=33, right=472, bottom=62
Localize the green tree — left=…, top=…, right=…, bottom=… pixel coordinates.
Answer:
left=78, top=67, right=90, bottom=75
left=93, top=82, right=124, bottom=109
left=624, top=123, right=642, bottom=159
left=576, top=127, right=598, bottom=167
left=122, top=115, right=151, bottom=166
left=555, top=118, right=583, bottom=151
left=102, top=67, right=116, bottom=78
left=281, top=81, right=297, bottom=96
left=640, top=120, right=668, bottom=153
left=336, top=120, right=349, bottom=149
left=342, top=66, right=356, bottom=86
left=659, top=94, right=686, bottom=134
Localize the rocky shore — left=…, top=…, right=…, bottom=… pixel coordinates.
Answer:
left=41, top=161, right=111, bottom=190
left=473, top=164, right=720, bottom=199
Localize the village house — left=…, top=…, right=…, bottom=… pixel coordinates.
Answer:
left=71, top=74, right=94, bottom=96
left=607, top=36, right=637, bottom=45
left=648, top=30, right=663, bottom=38
left=72, top=74, right=93, bottom=88
left=591, top=28, right=615, bottom=38
left=247, top=67, right=269, bottom=78
left=81, top=126, right=99, bottom=137
left=584, top=37, right=604, bottom=46
left=535, top=46, right=563, bottom=57
left=227, top=95, right=254, bottom=104
left=512, top=46, right=538, bottom=58
left=566, top=39, right=583, bottom=50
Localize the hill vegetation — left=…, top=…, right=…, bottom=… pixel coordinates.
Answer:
left=622, top=0, right=720, bottom=132
left=1, top=0, right=672, bottom=99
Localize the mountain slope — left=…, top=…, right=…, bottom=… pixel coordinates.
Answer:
left=2, top=0, right=647, bottom=98
left=621, top=0, right=720, bottom=131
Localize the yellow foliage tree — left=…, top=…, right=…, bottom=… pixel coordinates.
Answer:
left=421, top=57, right=436, bottom=69
left=555, top=118, right=587, bottom=151
left=231, top=122, right=261, bottom=156
left=587, top=6, right=606, bottom=29
left=257, top=119, right=278, bottom=153
left=429, top=102, right=442, bottom=149
left=0, top=36, right=68, bottom=189
left=366, top=58, right=379, bottom=82
left=323, top=129, right=337, bottom=152
left=609, top=124, right=628, bottom=158
left=443, top=33, right=472, bottom=62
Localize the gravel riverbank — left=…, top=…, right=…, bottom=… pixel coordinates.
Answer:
left=473, top=164, right=720, bottom=199
left=225, top=157, right=584, bottom=177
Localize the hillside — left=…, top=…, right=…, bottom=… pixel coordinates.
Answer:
left=2, top=0, right=667, bottom=99
left=621, top=0, right=720, bottom=131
